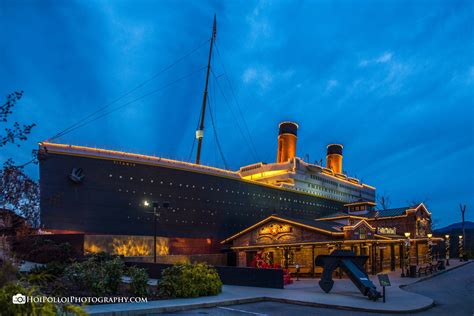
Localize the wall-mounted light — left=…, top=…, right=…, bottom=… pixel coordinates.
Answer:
left=427, top=233, right=432, bottom=238
left=404, top=232, right=411, bottom=238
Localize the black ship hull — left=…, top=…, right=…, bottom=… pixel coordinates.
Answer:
left=40, top=152, right=344, bottom=242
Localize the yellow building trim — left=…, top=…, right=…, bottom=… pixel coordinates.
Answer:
left=342, top=219, right=376, bottom=231
left=316, top=215, right=367, bottom=221
left=220, top=215, right=343, bottom=244
left=229, top=238, right=414, bottom=250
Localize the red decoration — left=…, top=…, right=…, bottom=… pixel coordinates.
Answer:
left=249, top=251, right=292, bottom=285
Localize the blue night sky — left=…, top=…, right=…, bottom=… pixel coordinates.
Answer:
left=1, top=0, right=473, bottom=227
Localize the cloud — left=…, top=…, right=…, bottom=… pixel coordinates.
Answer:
left=241, top=66, right=273, bottom=90
left=376, top=52, right=393, bottom=63
left=359, top=51, right=393, bottom=67
left=326, top=79, right=338, bottom=91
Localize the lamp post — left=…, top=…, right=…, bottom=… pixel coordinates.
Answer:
left=445, top=234, right=450, bottom=266
left=144, top=200, right=170, bottom=263
left=404, top=232, right=411, bottom=277
left=458, top=235, right=463, bottom=261
left=427, top=233, right=433, bottom=265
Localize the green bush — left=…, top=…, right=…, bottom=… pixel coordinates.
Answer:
left=0, top=282, right=86, bottom=315
left=64, top=255, right=125, bottom=296
left=158, top=263, right=222, bottom=298
left=0, top=282, right=56, bottom=315
left=128, top=266, right=149, bottom=297
left=23, top=270, right=55, bottom=287
left=12, top=238, right=75, bottom=264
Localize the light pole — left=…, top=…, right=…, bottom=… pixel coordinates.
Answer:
left=404, top=232, right=411, bottom=277
left=458, top=235, right=463, bottom=261
left=427, top=233, right=433, bottom=265
left=144, top=200, right=170, bottom=263
left=445, top=234, right=450, bottom=266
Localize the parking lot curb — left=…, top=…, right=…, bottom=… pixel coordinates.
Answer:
left=399, top=260, right=472, bottom=288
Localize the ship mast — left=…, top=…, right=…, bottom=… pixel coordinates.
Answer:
left=195, top=15, right=217, bottom=165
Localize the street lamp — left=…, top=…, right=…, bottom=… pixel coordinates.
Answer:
left=427, top=233, right=433, bottom=265
left=143, top=200, right=170, bottom=263
left=445, top=234, right=450, bottom=266
left=458, top=235, right=463, bottom=262
left=403, top=232, right=411, bottom=277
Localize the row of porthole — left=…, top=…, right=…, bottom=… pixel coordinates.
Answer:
left=109, top=173, right=340, bottom=205
left=125, top=215, right=246, bottom=226
left=114, top=181, right=338, bottom=210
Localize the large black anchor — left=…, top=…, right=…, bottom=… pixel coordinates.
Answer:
left=315, top=250, right=382, bottom=301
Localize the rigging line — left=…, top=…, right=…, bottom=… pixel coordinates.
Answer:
left=214, top=42, right=260, bottom=161
left=210, top=68, right=258, bottom=162
left=55, top=66, right=207, bottom=138
left=49, top=39, right=210, bottom=141
left=207, top=87, right=228, bottom=169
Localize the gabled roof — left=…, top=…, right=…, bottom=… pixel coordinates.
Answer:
left=365, top=203, right=431, bottom=219
left=315, top=211, right=369, bottom=221
left=371, top=207, right=408, bottom=218
left=342, top=219, right=376, bottom=231
left=272, top=214, right=345, bottom=232
left=317, top=211, right=349, bottom=219
left=367, top=203, right=431, bottom=218
left=221, top=214, right=344, bottom=244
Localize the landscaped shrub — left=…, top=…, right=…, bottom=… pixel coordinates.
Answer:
left=12, top=238, right=75, bottom=264
left=0, top=282, right=56, bottom=315
left=0, top=282, right=87, bottom=315
left=158, top=263, right=222, bottom=298
left=64, top=255, right=125, bottom=296
left=128, top=266, right=149, bottom=297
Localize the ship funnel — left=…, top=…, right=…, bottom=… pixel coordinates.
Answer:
left=277, top=122, right=298, bottom=163
left=326, top=144, right=343, bottom=174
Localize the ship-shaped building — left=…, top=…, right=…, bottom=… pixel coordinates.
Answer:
left=39, top=121, right=375, bottom=250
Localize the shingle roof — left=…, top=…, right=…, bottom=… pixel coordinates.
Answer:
left=368, top=207, right=409, bottom=218
left=317, top=211, right=349, bottom=219
left=272, top=213, right=344, bottom=233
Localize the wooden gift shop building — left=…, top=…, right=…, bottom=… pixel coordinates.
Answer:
left=222, top=202, right=440, bottom=276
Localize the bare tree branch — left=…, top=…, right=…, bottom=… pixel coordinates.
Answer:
left=0, top=91, right=36, bottom=147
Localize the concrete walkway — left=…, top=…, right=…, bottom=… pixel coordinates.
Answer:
left=85, top=259, right=471, bottom=315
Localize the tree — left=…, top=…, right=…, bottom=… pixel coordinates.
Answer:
left=0, top=91, right=39, bottom=228
left=1, top=91, right=36, bottom=147
left=0, top=159, right=40, bottom=227
left=377, top=193, right=391, bottom=210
